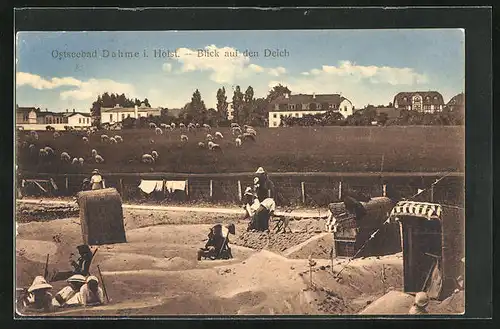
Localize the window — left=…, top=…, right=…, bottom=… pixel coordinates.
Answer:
left=127, top=114, right=130, bottom=118
left=109, top=114, right=112, bottom=122
left=79, top=118, right=82, bottom=124
left=280, top=114, right=284, bottom=118
left=289, top=104, right=295, bottom=110
left=121, top=114, right=125, bottom=120
left=344, top=106, right=347, bottom=111
left=273, top=113, right=277, bottom=118
left=273, top=122, right=277, bottom=127
left=87, top=118, right=90, bottom=124
left=295, top=113, right=299, bottom=117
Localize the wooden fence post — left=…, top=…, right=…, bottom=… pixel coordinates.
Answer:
left=430, top=184, right=434, bottom=202
left=65, top=175, right=69, bottom=193
left=119, top=178, right=124, bottom=195
left=186, top=179, right=189, bottom=197
left=338, top=181, right=342, bottom=200
left=301, top=182, right=306, bottom=204
left=210, top=180, right=213, bottom=198
left=383, top=184, right=387, bottom=197
left=237, top=180, right=242, bottom=201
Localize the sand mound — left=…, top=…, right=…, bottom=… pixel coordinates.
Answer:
left=16, top=203, right=79, bottom=222
left=16, top=239, right=58, bottom=263
left=283, top=233, right=332, bottom=259
left=358, top=290, right=414, bottom=314
left=232, top=231, right=315, bottom=253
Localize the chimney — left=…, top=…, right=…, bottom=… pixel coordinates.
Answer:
left=73, top=109, right=75, bottom=113
left=66, top=109, right=68, bottom=113
left=312, top=92, right=316, bottom=99
left=134, top=105, right=138, bottom=118
left=284, top=93, right=289, bottom=99
left=115, top=104, right=120, bottom=108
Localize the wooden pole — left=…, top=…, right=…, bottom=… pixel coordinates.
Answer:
left=210, top=180, right=213, bottom=198
left=383, top=184, right=387, bottom=197
left=186, top=179, right=189, bottom=196
left=119, top=178, right=124, bottom=195
left=237, top=180, right=242, bottom=201
left=430, top=184, right=434, bottom=202
left=65, top=176, right=69, bottom=192
left=96, top=265, right=110, bottom=303
left=338, top=181, right=342, bottom=200
left=301, top=182, right=306, bottom=204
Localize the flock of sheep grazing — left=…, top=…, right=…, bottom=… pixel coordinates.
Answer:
left=17, top=122, right=258, bottom=167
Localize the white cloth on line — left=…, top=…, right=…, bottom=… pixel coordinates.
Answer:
left=138, top=180, right=164, bottom=194
left=166, top=180, right=186, bottom=193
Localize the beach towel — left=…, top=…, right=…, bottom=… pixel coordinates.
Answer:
left=166, top=180, right=186, bottom=193
left=138, top=180, right=164, bottom=194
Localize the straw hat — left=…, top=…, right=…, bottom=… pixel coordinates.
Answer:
left=415, top=292, right=429, bottom=307
left=67, top=274, right=86, bottom=283
left=87, top=275, right=99, bottom=284
left=255, top=167, right=265, bottom=174
left=92, top=169, right=100, bottom=175
left=28, top=276, right=53, bottom=293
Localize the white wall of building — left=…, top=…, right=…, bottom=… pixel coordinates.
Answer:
left=101, top=110, right=149, bottom=124
left=268, top=110, right=328, bottom=127
left=338, top=99, right=354, bottom=117
left=67, top=114, right=92, bottom=127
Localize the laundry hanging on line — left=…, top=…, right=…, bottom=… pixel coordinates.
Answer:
left=165, top=180, right=187, bottom=193
left=138, top=180, right=164, bottom=194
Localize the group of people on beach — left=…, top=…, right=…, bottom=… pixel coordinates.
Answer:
left=18, top=244, right=105, bottom=313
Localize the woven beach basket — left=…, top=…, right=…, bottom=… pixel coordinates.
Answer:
left=77, top=188, right=126, bottom=245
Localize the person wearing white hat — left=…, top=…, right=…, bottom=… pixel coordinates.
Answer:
left=253, top=167, right=276, bottom=203
left=408, top=292, right=429, bottom=314
left=80, top=275, right=104, bottom=306
left=22, top=276, right=54, bottom=312
left=90, top=169, right=105, bottom=190
left=52, top=274, right=86, bottom=307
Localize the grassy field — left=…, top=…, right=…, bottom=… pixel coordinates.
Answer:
left=16, top=126, right=465, bottom=174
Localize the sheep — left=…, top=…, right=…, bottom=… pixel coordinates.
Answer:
left=207, top=141, right=222, bottom=151
left=60, top=152, right=71, bottom=163
left=95, top=154, right=105, bottom=163
left=149, top=122, right=157, bottom=129
left=232, top=127, right=242, bottom=136
left=30, top=131, right=39, bottom=140
left=44, top=146, right=55, bottom=157
left=82, top=136, right=89, bottom=143
left=91, top=149, right=98, bottom=157
left=231, top=123, right=240, bottom=128
left=78, top=157, right=84, bottom=165
left=151, top=150, right=159, bottom=160
left=160, top=123, right=169, bottom=129
left=246, top=128, right=257, bottom=137
left=197, top=141, right=205, bottom=148
left=206, top=134, right=214, bottom=142
left=180, top=134, right=188, bottom=142
left=141, top=154, right=155, bottom=164
left=114, top=135, right=123, bottom=143
left=170, top=123, right=176, bottom=129
left=203, top=123, right=211, bottom=132
left=215, top=131, right=224, bottom=139
left=38, top=148, right=48, bottom=157
left=235, top=138, right=242, bottom=147
left=155, top=127, right=163, bottom=135
left=109, top=137, right=118, bottom=144
left=53, top=132, right=61, bottom=139
left=71, top=158, right=79, bottom=165
left=195, top=123, right=200, bottom=128
left=179, top=123, right=186, bottom=130
left=243, top=132, right=256, bottom=141
left=101, top=134, right=109, bottom=143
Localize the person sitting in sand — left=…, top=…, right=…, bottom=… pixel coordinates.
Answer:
left=51, top=244, right=93, bottom=282
left=80, top=276, right=105, bottom=306
left=197, top=224, right=234, bottom=261
left=52, top=274, right=86, bottom=308
left=21, top=276, right=55, bottom=312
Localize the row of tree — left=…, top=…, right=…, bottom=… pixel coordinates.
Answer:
left=281, top=106, right=464, bottom=127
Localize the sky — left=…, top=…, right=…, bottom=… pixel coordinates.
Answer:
left=15, top=29, right=465, bottom=112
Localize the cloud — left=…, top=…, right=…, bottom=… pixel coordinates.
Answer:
left=267, top=61, right=430, bottom=108
left=17, top=72, right=136, bottom=102
left=268, top=66, right=286, bottom=77
left=307, top=61, right=428, bottom=85
left=248, top=64, right=264, bottom=73
left=16, top=72, right=81, bottom=89
left=60, top=79, right=136, bottom=101
left=162, top=63, right=172, bottom=72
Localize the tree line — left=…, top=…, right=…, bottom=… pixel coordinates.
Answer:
left=89, top=86, right=463, bottom=128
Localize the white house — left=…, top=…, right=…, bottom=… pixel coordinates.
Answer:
left=393, top=91, right=445, bottom=113
left=100, top=103, right=161, bottom=124
left=65, top=112, right=92, bottom=128
left=267, top=93, right=354, bottom=127
left=16, top=107, right=92, bottom=130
